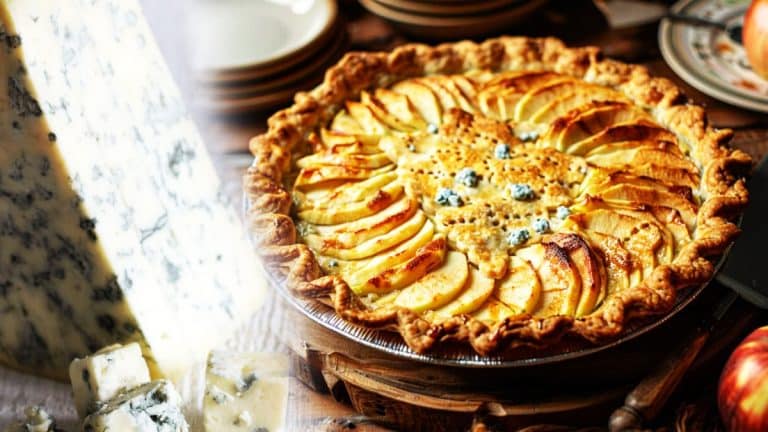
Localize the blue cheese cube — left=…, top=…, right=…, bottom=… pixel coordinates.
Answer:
left=204, top=351, right=289, bottom=432
left=82, top=380, right=188, bottom=432
left=509, top=183, right=536, bottom=201
left=494, top=143, right=511, bottom=159
left=69, top=343, right=151, bottom=418
left=507, top=229, right=530, bottom=246
left=0, top=0, right=264, bottom=380
left=532, top=218, right=551, bottom=234
left=435, top=188, right=463, bottom=207
left=2, top=406, right=58, bottom=432
left=455, top=168, right=479, bottom=188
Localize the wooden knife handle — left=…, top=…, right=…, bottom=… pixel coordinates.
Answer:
left=608, top=326, right=711, bottom=431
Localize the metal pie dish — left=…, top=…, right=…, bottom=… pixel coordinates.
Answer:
left=243, top=37, right=750, bottom=367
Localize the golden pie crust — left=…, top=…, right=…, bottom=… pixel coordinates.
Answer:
left=244, top=37, right=751, bottom=355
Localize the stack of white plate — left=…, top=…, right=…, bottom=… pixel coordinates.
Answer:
left=359, top=0, right=549, bottom=39
left=190, top=0, right=345, bottom=115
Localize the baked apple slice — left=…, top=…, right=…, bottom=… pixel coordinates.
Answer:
left=298, top=172, right=398, bottom=209
left=374, top=88, right=429, bottom=130
left=311, top=197, right=417, bottom=246
left=297, top=180, right=403, bottom=224
left=305, top=210, right=426, bottom=260
left=528, top=86, right=630, bottom=125
left=549, top=233, right=605, bottom=317
left=516, top=242, right=582, bottom=317
left=391, top=80, right=443, bottom=126
left=595, top=183, right=697, bottom=229
left=394, top=251, right=469, bottom=312
left=431, top=76, right=478, bottom=113
left=574, top=228, right=633, bottom=294
left=343, top=220, right=435, bottom=286
left=564, top=121, right=674, bottom=156
left=472, top=297, right=519, bottom=324
left=512, top=77, right=582, bottom=122
left=330, top=109, right=365, bottom=134
left=432, top=265, right=495, bottom=317
left=586, top=145, right=697, bottom=173
left=294, top=164, right=395, bottom=188
left=496, top=256, right=542, bottom=314
left=296, top=152, right=392, bottom=170
left=569, top=209, right=659, bottom=279
left=413, top=77, right=460, bottom=113
left=479, top=71, right=562, bottom=120
left=361, top=91, right=422, bottom=132
left=346, top=101, right=389, bottom=135
left=548, top=102, right=653, bottom=153
left=354, top=235, right=447, bottom=295
left=319, top=129, right=383, bottom=154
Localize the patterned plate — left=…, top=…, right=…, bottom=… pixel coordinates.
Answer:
left=659, top=0, right=768, bottom=113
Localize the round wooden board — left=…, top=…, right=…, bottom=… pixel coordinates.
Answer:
left=283, top=285, right=760, bottom=431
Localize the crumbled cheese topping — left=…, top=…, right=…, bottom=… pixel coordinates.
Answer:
left=509, top=183, right=535, bottom=201
left=494, top=143, right=511, bottom=159
left=455, top=168, right=479, bottom=187
left=435, top=188, right=463, bottom=207
left=532, top=218, right=550, bottom=234
left=507, top=228, right=530, bottom=246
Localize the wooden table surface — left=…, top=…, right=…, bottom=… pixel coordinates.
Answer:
left=2, top=1, right=765, bottom=431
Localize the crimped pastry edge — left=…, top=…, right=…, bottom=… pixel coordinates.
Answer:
left=243, top=37, right=751, bottom=355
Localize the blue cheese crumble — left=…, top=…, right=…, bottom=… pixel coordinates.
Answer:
left=427, top=123, right=439, bottom=134
left=455, top=168, right=479, bottom=187
left=510, top=183, right=535, bottom=200
left=556, top=206, right=571, bottom=220
left=532, top=218, right=550, bottom=234
left=494, top=143, right=511, bottom=159
left=435, top=188, right=463, bottom=207
left=507, top=228, right=530, bottom=246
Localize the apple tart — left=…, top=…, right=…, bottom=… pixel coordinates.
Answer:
left=245, top=37, right=750, bottom=355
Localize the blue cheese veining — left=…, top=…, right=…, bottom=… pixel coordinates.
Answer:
left=0, top=0, right=264, bottom=380
left=69, top=343, right=151, bottom=418
left=203, top=351, right=289, bottom=432
left=81, top=380, right=189, bottom=432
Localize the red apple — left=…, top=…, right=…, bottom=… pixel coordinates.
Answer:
left=743, top=0, right=768, bottom=80
left=718, top=326, right=768, bottom=431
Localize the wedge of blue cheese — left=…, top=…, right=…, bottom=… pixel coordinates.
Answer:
left=2, top=406, right=60, bottom=432
left=0, top=0, right=264, bottom=380
left=204, top=351, right=289, bottom=432
left=69, top=343, right=151, bottom=418
left=82, top=380, right=188, bottom=432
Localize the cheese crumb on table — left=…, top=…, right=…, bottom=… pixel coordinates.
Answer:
left=204, top=351, right=289, bottom=432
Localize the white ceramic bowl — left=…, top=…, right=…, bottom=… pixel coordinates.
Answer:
left=188, top=0, right=337, bottom=72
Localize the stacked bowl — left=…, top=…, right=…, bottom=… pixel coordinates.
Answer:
left=359, top=0, right=549, bottom=39
left=191, top=0, right=346, bottom=115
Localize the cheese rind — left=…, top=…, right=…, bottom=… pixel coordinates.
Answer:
left=69, top=343, right=151, bottom=418
left=0, top=0, right=263, bottom=380
left=203, top=351, right=289, bottom=432
left=82, top=380, right=189, bottom=432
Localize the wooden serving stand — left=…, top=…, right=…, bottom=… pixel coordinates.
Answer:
left=282, top=284, right=761, bottom=431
